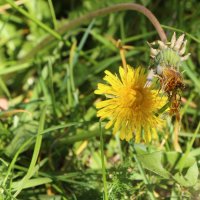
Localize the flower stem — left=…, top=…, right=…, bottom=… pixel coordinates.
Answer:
left=99, top=121, right=109, bottom=200
left=173, top=117, right=182, bottom=152
left=58, top=3, right=167, bottom=42
left=21, top=3, right=167, bottom=62
left=132, top=143, right=156, bottom=200
left=117, top=40, right=128, bottom=72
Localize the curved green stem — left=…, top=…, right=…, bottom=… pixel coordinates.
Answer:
left=161, top=25, right=200, bottom=44
left=58, top=3, right=167, bottom=42
left=20, top=3, right=166, bottom=62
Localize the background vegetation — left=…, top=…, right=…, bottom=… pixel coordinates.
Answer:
left=0, top=0, right=200, bottom=199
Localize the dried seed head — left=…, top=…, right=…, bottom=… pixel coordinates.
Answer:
left=181, top=53, right=191, bottom=61
left=150, top=47, right=159, bottom=58
left=170, top=32, right=176, bottom=48
left=158, top=40, right=167, bottom=50
left=174, top=34, right=185, bottom=51
left=179, top=40, right=187, bottom=55
left=148, top=32, right=190, bottom=73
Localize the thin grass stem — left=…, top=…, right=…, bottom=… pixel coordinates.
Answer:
left=3, top=138, right=32, bottom=187
left=13, top=106, right=47, bottom=197
left=99, top=121, right=109, bottom=200
left=47, top=0, right=57, bottom=29
left=48, top=60, right=57, bottom=117
left=178, top=122, right=200, bottom=172
left=5, top=0, right=62, bottom=41
left=161, top=24, right=200, bottom=44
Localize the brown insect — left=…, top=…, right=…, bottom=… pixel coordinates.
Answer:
left=159, top=67, right=184, bottom=95
left=157, top=67, right=184, bottom=119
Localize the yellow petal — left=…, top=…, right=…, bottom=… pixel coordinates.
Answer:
left=113, top=118, right=122, bottom=135
left=152, top=128, right=158, bottom=140
left=120, top=131, right=125, bottom=140
left=135, top=126, right=141, bottom=143
left=125, top=128, right=133, bottom=141
left=96, top=99, right=116, bottom=109
left=144, top=126, right=151, bottom=143
left=104, top=70, right=122, bottom=87
left=105, top=120, right=114, bottom=129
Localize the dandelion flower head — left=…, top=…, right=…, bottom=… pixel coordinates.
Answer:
left=95, top=65, right=167, bottom=143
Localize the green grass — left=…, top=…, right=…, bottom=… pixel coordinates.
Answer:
left=0, top=0, right=200, bottom=199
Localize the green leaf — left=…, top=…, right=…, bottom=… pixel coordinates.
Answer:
left=12, top=178, right=52, bottom=190
left=137, top=151, right=170, bottom=179
left=164, top=151, right=196, bottom=170
left=13, top=106, right=46, bottom=197
left=173, top=162, right=198, bottom=187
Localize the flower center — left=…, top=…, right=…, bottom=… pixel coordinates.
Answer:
left=121, top=87, right=144, bottom=108
left=135, top=89, right=144, bottom=105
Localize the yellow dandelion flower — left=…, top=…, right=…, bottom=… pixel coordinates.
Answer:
left=94, top=65, right=167, bottom=143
